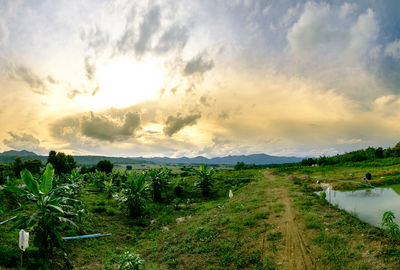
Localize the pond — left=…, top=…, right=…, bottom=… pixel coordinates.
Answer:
left=317, top=184, right=400, bottom=227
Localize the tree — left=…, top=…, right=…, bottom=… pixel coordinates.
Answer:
left=0, top=163, right=14, bottom=184
left=234, top=162, right=245, bottom=170
left=24, top=159, right=42, bottom=175
left=12, top=157, right=24, bottom=177
left=393, top=142, right=400, bottom=157
left=96, top=160, right=113, bottom=174
left=47, top=150, right=57, bottom=166
left=47, top=151, right=77, bottom=175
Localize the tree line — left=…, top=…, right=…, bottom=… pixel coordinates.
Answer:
left=301, top=143, right=400, bottom=166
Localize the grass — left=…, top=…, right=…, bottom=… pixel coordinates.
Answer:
left=3, top=161, right=400, bottom=269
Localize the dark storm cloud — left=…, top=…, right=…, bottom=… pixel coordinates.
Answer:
left=163, top=113, right=201, bottom=136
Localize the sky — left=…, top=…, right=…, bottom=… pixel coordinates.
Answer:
left=0, top=0, right=400, bottom=158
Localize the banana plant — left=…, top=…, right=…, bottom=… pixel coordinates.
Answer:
left=6, top=164, right=82, bottom=268
left=104, top=177, right=114, bottom=199
left=148, top=167, right=171, bottom=202
left=120, top=171, right=148, bottom=217
left=195, top=164, right=214, bottom=197
left=382, top=211, right=400, bottom=244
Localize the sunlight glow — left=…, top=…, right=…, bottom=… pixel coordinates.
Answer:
left=91, top=59, right=165, bottom=109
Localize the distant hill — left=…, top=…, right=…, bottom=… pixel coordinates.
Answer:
left=136, top=153, right=302, bottom=165
left=0, top=150, right=302, bottom=166
left=0, top=150, right=38, bottom=157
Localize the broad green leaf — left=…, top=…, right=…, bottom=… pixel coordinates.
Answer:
left=20, top=169, right=39, bottom=196
left=48, top=204, right=65, bottom=215
left=3, top=186, right=27, bottom=196
left=59, top=217, right=78, bottom=228
left=40, top=163, right=54, bottom=194
left=10, top=215, right=30, bottom=230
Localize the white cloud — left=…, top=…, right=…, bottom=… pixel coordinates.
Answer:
left=336, top=138, right=362, bottom=145
left=349, top=8, right=379, bottom=56
left=384, top=39, right=400, bottom=59
left=262, top=5, right=271, bottom=17
left=287, top=3, right=341, bottom=52
left=339, top=2, right=357, bottom=19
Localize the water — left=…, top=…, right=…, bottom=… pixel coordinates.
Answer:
left=317, top=184, right=400, bottom=227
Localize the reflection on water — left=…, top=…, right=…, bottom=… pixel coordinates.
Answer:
left=317, top=184, right=400, bottom=227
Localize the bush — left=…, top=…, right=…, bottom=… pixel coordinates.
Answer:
left=365, top=173, right=372, bottom=180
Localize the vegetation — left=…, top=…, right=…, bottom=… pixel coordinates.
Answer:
left=148, top=167, right=171, bottom=202
left=2, top=149, right=400, bottom=269
left=6, top=164, right=83, bottom=268
left=382, top=211, right=400, bottom=243
left=47, top=150, right=77, bottom=175
left=120, top=171, right=148, bottom=217
left=195, top=164, right=214, bottom=196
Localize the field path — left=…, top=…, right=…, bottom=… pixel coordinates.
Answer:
left=263, top=171, right=318, bottom=270
left=279, top=188, right=316, bottom=270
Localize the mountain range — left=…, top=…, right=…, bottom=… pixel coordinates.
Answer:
left=0, top=150, right=303, bottom=166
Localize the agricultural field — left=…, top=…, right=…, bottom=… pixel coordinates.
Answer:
left=2, top=157, right=400, bottom=269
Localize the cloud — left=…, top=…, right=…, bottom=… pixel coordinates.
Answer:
left=262, top=5, right=271, bottom=17
left=84, top=56, right=96, bottom=81
left=183, top=53, right=214, bottom=76
left=163, top=113, right=201, bottom=136
left=336, top=138, right=362, bottom=145
left=349, top=8, right=378, bottom=56
left=0, top=20, right=7, bottom=45
left=81, top=26, right=109, bottom=54
left=116, top=3, right=189, bottom=57
left=67, top=89, right=82, bottom=100
left=47, top=75, right=58, bottom=84
left=51, top=111, right=141, bottom=142
left=81, top=111, right=141, bottom=141
left=287, top=3, right=347, bottom=53
left=385, top=39, right=400, bottom=59
left=134, top=6, right=161, bottom=56
left=9, top=65, right=50, bottom=94
left=339, top=2, right=357, bottom=19
left=155, top=24, right=189, bottom=53
left=3, top=132, right=44, bottom=153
